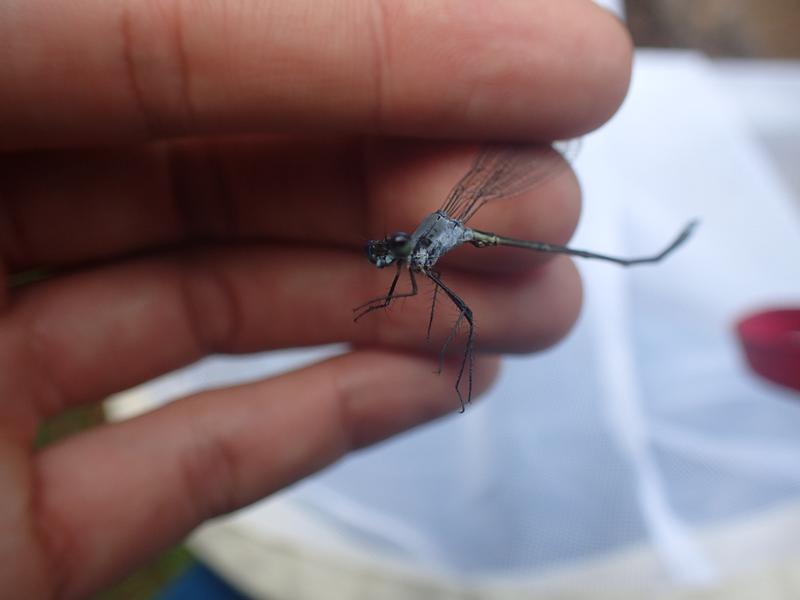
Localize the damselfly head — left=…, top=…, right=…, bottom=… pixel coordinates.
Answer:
left=365, top=232, right=411, bottom=268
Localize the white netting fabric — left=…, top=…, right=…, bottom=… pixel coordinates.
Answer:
left=109, top=51, right=800, bottom=599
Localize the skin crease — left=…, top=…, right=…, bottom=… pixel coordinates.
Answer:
left=0, top=0, right=632, bottom=597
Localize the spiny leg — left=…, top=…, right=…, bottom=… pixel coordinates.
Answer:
left=354, top=267, right=418, bottom=321
left=431, top=270, right=463, bottom=375
left=353, top=264, right=419, bottom=322
left=426, top=271, right=475, bottom=413
left=435, top=308, right=465, bottom=376
left=422, top=270, right=463, bottom=376
left=353, top=262, right=401, bottom=317
left=426, top=269, right=440, bottom=343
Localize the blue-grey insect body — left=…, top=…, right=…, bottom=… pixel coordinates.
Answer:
left=356, top=143, right=696, bottom=412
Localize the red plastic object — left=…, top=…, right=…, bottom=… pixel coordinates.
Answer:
left=736, top=308, right=800, bottom=392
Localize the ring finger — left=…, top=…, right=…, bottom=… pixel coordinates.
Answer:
left=3, top=242, right=581, bottom=417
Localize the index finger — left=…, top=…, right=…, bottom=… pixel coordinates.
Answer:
left=0, top=0, right=632, bottom=149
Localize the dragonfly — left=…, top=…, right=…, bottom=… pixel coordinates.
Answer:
left=354, top=143, right=697, bottom=412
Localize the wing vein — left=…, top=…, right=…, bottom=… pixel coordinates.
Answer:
left=440, top=141, right=576, bottom=224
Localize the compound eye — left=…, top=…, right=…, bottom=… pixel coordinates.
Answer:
left=364, top=241, right=381, bottom=264
left=389, top=232, right=409, bottom=249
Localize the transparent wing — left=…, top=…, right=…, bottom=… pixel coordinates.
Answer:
left=439, top=140, right=578, bottom=224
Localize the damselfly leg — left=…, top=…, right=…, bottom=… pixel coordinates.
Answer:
left=426, top=271, right=440, bottom=343
left=353, top=264, right=419, bottom=322
left=426, top=271, right=474, bottom=413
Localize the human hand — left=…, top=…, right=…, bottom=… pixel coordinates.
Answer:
left=0, top=0, right=631, bottom=597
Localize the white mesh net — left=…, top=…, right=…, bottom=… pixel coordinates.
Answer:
left=108, top=51, right=800, bottom=599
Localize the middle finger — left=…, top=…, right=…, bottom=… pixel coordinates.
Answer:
left=0, top=137, right=580, bottom=274
left=4, top=242, right=581, bottom=417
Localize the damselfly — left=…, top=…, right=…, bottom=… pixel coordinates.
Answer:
left=355, top=143, right=696, bottom=412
